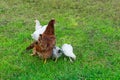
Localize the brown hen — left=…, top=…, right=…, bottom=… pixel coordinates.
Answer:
left=26, top=19, right=56, bottom=63
left=38, top=19, right=56, bottom=63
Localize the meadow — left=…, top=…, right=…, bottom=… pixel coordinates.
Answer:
left=0, top=0, right=120, bottom=80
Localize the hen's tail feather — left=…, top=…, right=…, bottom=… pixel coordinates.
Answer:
left=26, top=45, right=34, bottom=50
left=26, top=41, right=37, bottom=50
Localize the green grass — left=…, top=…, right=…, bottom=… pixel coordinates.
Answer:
left=0, top=0, right=120, bottom=80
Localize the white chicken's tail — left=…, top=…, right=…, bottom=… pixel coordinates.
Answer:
left=35, top=20, right=42, bottom=30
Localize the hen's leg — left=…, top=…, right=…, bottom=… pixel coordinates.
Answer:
left=44, top=59, right=47, bottom=64
left=55, top=58, right=58, bottom=62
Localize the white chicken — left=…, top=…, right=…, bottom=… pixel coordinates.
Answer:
left=52, top=46, right=63, bottom=62
left=31, top=19, right=47, bottom=41
left=61, top=44, right=76, bottom=62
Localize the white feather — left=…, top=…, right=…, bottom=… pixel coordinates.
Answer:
left=61, top=44, right=76, bottom=60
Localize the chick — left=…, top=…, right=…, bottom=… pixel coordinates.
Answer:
left=61, top=44, right=76, bottom=62
left=52, top=46, right=63, bottom=62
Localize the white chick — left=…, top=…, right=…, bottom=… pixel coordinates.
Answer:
left=52, top=46, right=63, bottom=62
left=31, top=20, right=47, bottom=40
left=61, top=44, right=76, bottom=62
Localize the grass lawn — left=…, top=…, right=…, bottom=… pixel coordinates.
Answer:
left=0, top=0, right=120, bottom=80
